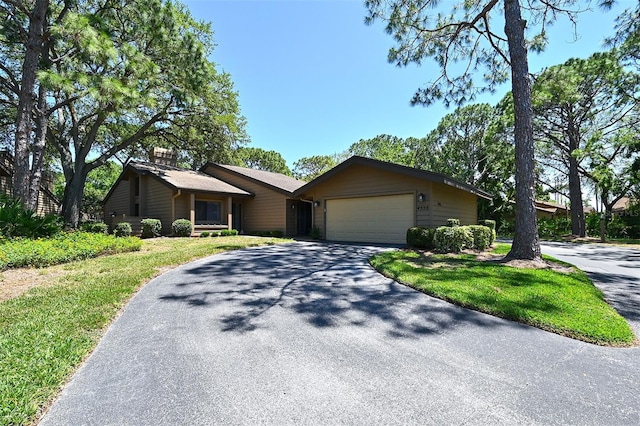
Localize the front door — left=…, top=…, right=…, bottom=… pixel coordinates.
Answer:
left=232, top=202, right=242, bottom=231
left=296, top=201, right=312, bottom=235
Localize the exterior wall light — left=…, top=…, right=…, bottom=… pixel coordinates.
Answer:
left=313, top=200, right=321, bottom=207
left=417, top=193, right=425, bottom=203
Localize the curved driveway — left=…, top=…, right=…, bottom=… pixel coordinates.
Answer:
left=41, top=242, right=639, bottom=425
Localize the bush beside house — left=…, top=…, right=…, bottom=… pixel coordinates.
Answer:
left=407, top=220, right=493, bottom=253
left=172, top=219, right=192, bottom=237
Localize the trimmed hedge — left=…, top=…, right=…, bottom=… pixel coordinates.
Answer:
left=220, top=229, right=239, bottom=236
left=406, top=227, right=435, bottom=249
left=114, top=222, right=132, bottom=237
left=141, top=218, right=162, bottom=238
left=411, top=224, right=493, bottom=253
left=434, top=226, right=472, bottom=253
left=447, top=218, right=460, bottom=227
left=467, top=225, right=492, bottom=250
left=172, top=219, right=192, bottom=237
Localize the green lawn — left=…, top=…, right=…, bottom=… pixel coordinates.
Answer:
left=370, top=244, right=636, bottom=347
left=0, top=236, right=289, bottom=426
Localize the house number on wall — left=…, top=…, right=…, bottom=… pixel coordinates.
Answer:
left=416, top=206, right=429, bottom=211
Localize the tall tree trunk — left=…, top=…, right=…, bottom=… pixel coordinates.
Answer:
left=27, top=82, right=48, bottom=212
left=503, top=0, right=541, bottom=261
left=62, top=168, right=88, bottom=228
left=568, top=154, right=585, bottom=237
left=13, top=0, right=49, bottom=205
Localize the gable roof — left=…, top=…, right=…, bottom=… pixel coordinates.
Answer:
left=118, top=161, right=252, bottom=196
left=202, top=163, right=306, bottom=195
left=293, top=156, right=493, bottom=200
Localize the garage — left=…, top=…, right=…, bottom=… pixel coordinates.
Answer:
left=326, top=194, right=414, bottom=244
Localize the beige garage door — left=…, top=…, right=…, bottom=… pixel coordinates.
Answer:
left=326, top=194, right=414, bottom=244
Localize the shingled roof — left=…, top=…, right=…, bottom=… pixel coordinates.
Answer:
left=127, top=161, right=252, bottom=196
left=203, top=163, right=307, bottom=195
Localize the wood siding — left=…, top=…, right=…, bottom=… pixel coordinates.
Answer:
left=141, top=176, right=174, bottom=235
left=202, top=166, right=288, bottom=234
left=103, top=179, right=130, bottom=220
left=430, top=184, right=477, bottom=226
left=300, top=164, right=478, bottom=238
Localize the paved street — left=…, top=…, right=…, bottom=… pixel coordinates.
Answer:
left=40, top=242, right=640, bottom=425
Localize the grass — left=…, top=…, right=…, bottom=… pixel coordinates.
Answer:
left=0, top=236, right=289, bottom=426
left=370, top=243, right=636, bottom=347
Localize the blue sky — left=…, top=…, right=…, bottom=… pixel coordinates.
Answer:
left=182, top=0, right=631, bottom=168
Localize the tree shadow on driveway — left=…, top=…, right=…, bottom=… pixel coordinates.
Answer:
left=158, top=242, right=522, bottom=339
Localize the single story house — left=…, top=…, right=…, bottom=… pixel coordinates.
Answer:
left=103, top=148, right=308, bottom=236
left=103, top=150, right=492, bottom=244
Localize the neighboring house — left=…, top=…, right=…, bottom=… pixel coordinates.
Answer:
left=534, top=200, right=570, bottom=219
left=293, top=156, right=492, bottom=244
left=0, top=150, right=61, bottom=216
left=612, top=197, right=635, bottom=216
left=103, top=151, right=492, bottom=244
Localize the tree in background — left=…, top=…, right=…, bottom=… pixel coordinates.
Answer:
left=364, top=0, right=591, bottom=260
left=236, top=147, right=292, bottom=175
left=347, top=134, right=413, bottom=166
left=0, top=0, right=246, bottom=227
left=54, top=161, right=120, bottom=220
left=532, top=52, right=640, bottom=236
left=418, top=103, right=515, bottom=225
left=292, top=154, right=342, bottom=181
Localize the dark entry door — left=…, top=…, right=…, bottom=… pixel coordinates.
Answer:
left=296, top=201, right=312, bottom=235
left=232, top=203, right=242, bottom=231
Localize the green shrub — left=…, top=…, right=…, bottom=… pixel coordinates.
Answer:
left=80, top=221, right=109, bottom=234
left=172, top=219, right=192, bottom=237
left=310, top=226, right=321, bottom=240
left=220, top=229, right=239, bottom=236
left=0, top=193, right=62, bottom=239
left=537, top=217, right=572, bottom=239
left=200, top=231, right=210, bottom=238
left=446, top=218, right=460, bottom=227
left=479, top=219, right=496, bottom=231
left=434, top=226, right=472, bottom=253
left=0, top=232, right=141, bottom=270
left=406, top=227, right=435, bottom=249
left=114, top=222, right=132, bottom=237
left=467, top=225, right=492, bottom=250
left=140, top=218, right=162, bottom=238
left=498, top=220, right=515, bottom=237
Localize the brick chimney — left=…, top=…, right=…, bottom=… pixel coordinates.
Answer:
left=149, top=147, right=177, bottom=167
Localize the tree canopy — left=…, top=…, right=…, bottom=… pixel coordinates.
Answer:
left=364, top=0, right=590, bottom=260
left=0, top=0, right=247, bottom=226
left=236, top=147, right=292, bottom=175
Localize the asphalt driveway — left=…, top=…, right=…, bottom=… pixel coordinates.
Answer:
left=40, top=241, right=639, bottom=425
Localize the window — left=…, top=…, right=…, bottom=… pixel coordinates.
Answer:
left=195, top=200, right=221, bottom=224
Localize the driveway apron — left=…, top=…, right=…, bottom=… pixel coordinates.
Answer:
left=40, top=242, right=640, bottom=425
